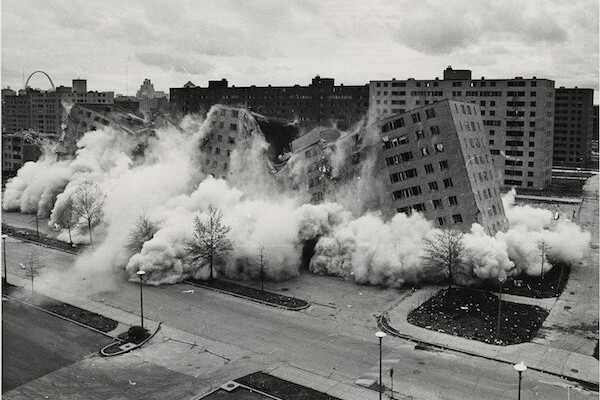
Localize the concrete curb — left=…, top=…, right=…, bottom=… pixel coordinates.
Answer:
left=185, top=280, right=311, bottom=311
left=100, top=322, right=163, bottom=357
left=377, top=312, right=599, bottom=392
left=2, top=229, right=81, bottom=255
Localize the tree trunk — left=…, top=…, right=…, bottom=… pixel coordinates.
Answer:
left=209, top=250, right=213, bottom=281
left=87, top=220, right=93, bottom=249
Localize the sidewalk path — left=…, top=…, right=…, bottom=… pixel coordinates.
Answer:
left=375, top=287, right=598, bottom=388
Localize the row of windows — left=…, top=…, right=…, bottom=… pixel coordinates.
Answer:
left=389, top=168, right=418, bottom=183
left=382, top=126, right=441, bottom=147
left=392, top=185, right=422, bottom=200
left=437, top=214, right=463, bottom=226
left=396, top=196, right=460, bottom=216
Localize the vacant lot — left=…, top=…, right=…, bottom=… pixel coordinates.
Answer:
left=2, top=299, right=113, bottom=392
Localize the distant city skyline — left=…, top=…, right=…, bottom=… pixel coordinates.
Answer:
left=2, top=0, right=598, bottom=102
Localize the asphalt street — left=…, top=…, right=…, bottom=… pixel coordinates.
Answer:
left=2, top=235, right=597, bottom=399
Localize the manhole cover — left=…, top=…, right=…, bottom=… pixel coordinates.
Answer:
left=571, top=368, right=579, bottom=373
left=564, top=306, right=572, bottom=310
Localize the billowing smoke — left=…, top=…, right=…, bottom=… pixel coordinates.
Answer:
left=2, top=106, right=591, bottom=290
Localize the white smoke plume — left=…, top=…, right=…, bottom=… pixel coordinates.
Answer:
left=2, top=105, right=592, bottom=290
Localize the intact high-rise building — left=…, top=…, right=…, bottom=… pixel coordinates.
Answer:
left=370, top=67, right=555, bottom=190
left=170, top=76, right=369, bottom=131
left=553, top=87, right=594, bottom=168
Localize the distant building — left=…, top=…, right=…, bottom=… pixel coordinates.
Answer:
left=593, top=105, right=599, bottom=154
left=2, top=130, right=57, bottom=175
left=136, top=79, right=168, bottom=116
left=2, top=78, right=114, bottom=136
left=169, top=76, right=369, bottom=131
left=370, top=67, right=556, bottom=190
left=553, top=87, right=594, bottom=168
left=376, top=99, right=508, bottom=234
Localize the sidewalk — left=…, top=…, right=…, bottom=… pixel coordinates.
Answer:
left=3, top=274, right=388, bottom=400
left=379, top=287, right=599, bottom=388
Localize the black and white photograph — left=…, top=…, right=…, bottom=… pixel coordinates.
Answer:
left=1, top=1, right=598, bottom=399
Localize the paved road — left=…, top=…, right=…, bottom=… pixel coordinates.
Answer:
left=2, top=237, right=596, bottom=399
left=2, top=297, right=113, bottom=393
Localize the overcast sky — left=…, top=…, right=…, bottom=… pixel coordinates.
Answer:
left=2, top=0, right=598, bottom=102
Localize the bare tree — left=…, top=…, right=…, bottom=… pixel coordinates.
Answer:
left=53, top=196, right=75, bottom=245
left=537, top=239, right=551, bottom=280
left=127, top=215, right=158, bottom=255
left=21, top=250, right=45, bottom=297
left=257, top=246, right=267, bottom=292
left=186, top=205, right=233, bottom=280
left=71, top=181, right=105, bottom=249
left=422, top=229, right=466, bottom=289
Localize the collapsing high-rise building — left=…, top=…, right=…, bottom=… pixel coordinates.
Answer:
left=184, top=103, right=508, bottom=235
left=376, top=99, right=508, bottom=235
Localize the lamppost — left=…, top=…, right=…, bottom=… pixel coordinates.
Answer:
left=496, top=276, right=505, bottom=341
left=513, top=361, right=527, bottom=400
left=136, top=270, right=146, bottom=329
left=375, top=331, right=387, bottom=400
left=2, top=234, right=8, bottom=286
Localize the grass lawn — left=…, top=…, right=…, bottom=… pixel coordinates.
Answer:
left=407, top=288, right=548, bottom=346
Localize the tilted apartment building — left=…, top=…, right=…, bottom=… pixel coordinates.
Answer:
left=370, top=67, right=555, bottom=190
left=376, top=99, right=508, bottom=235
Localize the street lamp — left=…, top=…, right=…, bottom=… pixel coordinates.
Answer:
left=496, top=276, right=505, bottom=341
left=136, top=270, right=146, bottom=329
left=375, top=331, right=387, bottom=400
left=513, top=361, right=527, bottom=400
left=2, top=234, right=8, bottom=286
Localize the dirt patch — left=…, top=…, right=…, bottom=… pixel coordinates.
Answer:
left=236, top=372, right=340, bottom=400
left=408, top=288, right=548, bottom=345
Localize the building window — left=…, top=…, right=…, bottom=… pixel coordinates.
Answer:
left=425, top=108, right=436, bottom=119
left=421, top=147, right=430, bottom=156
left=438, top=217, right=446, bottom=226
left=430, top=126, right=440, bottom=135
left=452, top=214, right=463, bottom=223
left=424, top=164, right=434, bottom=174
left=411, top=112, right=421, bottom=123
left=429, top=181, right=439, bottom=191
left=439, top=160, right=448, bottom=170
left=435, top=143, right=445, bottom=153
left=215, top=147, right=221, bottom=155
left=416, top=129, right=425, bottom=140
left=230, top=123, right=237, bottom=131
left=433, top=199, right=442, bottom=209
left=443, top=178, right=454, bottom=188
left=448, top=196, right=458, bottom=205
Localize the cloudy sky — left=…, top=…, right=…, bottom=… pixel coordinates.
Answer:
left=2, top=0, right=598, bottom=101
